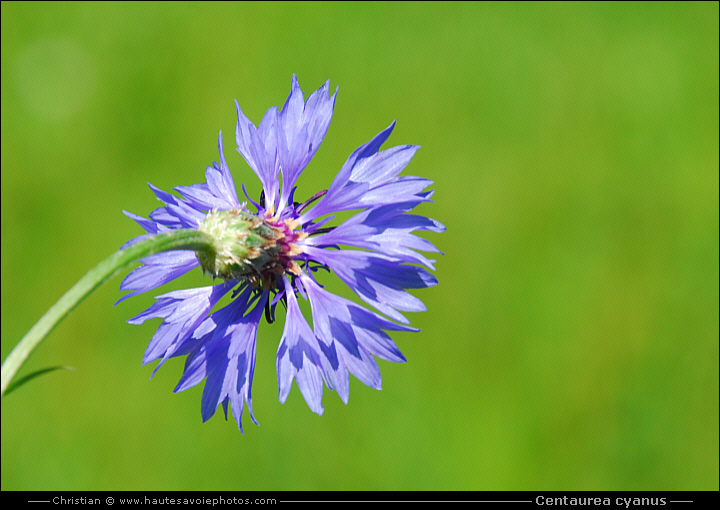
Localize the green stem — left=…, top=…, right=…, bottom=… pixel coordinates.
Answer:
left=1, top=229, right=213, bottom=396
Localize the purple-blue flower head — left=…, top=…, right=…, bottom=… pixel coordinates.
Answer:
left=120, top=76, right=444, bottom=432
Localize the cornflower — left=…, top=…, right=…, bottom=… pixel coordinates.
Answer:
left=120, top=76, right=444, bottom=432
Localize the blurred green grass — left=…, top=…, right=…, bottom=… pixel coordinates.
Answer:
left=2, top=1, right=717, bottom=491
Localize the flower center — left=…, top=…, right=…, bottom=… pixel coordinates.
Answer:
left=195, top=206, right=306, bottom=288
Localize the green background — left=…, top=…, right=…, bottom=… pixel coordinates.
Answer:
left=2, top=1, right=717, bottom=491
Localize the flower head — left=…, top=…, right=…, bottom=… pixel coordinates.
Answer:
left=120, top=75, right=444, bottom=432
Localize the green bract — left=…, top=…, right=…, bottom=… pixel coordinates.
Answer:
left=196, top=208, right=282, bottom=282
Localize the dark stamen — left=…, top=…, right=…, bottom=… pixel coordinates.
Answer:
left=259, top=190, right=266, bottom=209
left=309, top=227, right=336, bottom=236
left=305, top=261, right=331, bottom=273
left=296, top=189, right=327, bottom=214
left=264, top=298, right=274, bottom=324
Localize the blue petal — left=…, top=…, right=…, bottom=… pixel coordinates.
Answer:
left=300, top=274, right=410, bottom=404
left=175, top=342, right=209, bottom=393
left=277, top=76, right=337, bottom=211
left=347, top=144, right=419, bottom=187
left=206, top=130, right=241, bottom=208
left=172, top=183, right=215, bottom=211
left=305, top=202, right=445, bottom=269
left=122, top=210, right=161, bottom=235
left=175, top=132, right=241, bottom=211
left=276, top=277, right=326, bottom=415
left=200, top=345, right=230, bottom=422
left=358, top=176, right=434, bottom=206
left=235, top=100, right=280, bottom=211
left=127, top=283, right=235, bottom=371
left=148, top=207, right=184, bottom=230
left=173, top=287, right=266, bottom=432
left=147, top=184, right=205, bottom=228
left=116, top=251, right=199, bottom=304
left=297, top=121, right=396, bottom=223
left=304, top=246, right=436, bottom=323
left=299, top=123, right=431, bottom=222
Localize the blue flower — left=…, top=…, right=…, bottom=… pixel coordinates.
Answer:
left=120, top=76, right=444, bottom=432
